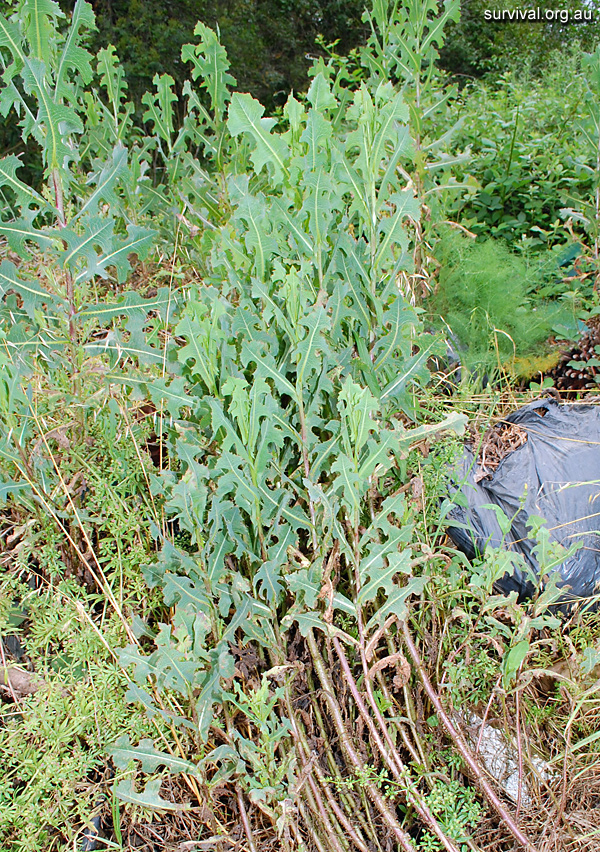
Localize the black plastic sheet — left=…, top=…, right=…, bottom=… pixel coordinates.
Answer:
left=447, top=399, right=600, bottom=602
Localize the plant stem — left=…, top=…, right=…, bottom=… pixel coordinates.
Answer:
left=297, top=800, right=327, bottom=852
left=307, top=678, right=374, bottom=840
left=347, top=513, right=458, bottom=851
left=305, top=629, right=416, bottom=852
left=51, top=167, right=78, bottom=346
left=287, top=686, right=371, bottom=852
left=402, top=621, right=539, bottom=852
left=297, top=393, right=318, bottom=551
left=304, top=770, right=351, bottom=852
left=52, top=167, right=66, bottom=228
left=236, top=786, right=259, bottom=852
left=333, top=637, right=461, bottom=852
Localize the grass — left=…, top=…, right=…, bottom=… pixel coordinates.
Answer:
left=0, top=365, right=167, bottom=850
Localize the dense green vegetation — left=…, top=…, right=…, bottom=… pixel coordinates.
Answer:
left=440, top=0, right=600, bottom=76
left=60, top=0, right=600, bottom=106
left=62, top=0, right=368, bottom=109
left=2, top=1, right=600, bottom=851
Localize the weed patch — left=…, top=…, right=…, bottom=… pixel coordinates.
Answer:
left=1, top=1, right=600, bottom=850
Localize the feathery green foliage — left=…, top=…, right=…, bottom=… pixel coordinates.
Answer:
left=428, top=230, right=576, bottom=377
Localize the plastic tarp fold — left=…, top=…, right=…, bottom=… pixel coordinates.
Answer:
left=447, top=399, right=600, bottom=601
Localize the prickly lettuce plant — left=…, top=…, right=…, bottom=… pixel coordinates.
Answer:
left=0, top=0, right=156, bottom=351
left=3, top=5, right=600, bottom=851
left=0, top=2, right=244, bottom=511
left=360, top=0, right=469, bottom=297
left=0, top=2, right=241, bottom=380
left=0, top=2, right=482, bottom=849
left=108, top=8, right=475, bottom=850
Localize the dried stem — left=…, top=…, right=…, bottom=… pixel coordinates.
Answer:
left=557, top=720, right=572, bottom=823
left=402, top=621, right=539, bottom=852
left=23, top=416, right=136, bottom=643
left=305, top=629, right=416, bottom=852
left=333, top=637, right=461, bottom=852
left=475, top=678, right=501, bottom=756
left=374, top=672, right=422, bottom=766
left=287, top=686, right=371, bottom=852
left=235, top=786, right=258, bottom=852
left=515, top=689, right=523, bottom=820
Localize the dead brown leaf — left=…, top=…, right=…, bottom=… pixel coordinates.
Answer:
left=368, top=652, right=411, bottom=690
left=0, top=666, right=45, bottom=698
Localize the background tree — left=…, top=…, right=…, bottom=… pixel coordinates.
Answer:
left=440, top=0, right=600, bottom=78
left=63, top=0, right=368, bottom=109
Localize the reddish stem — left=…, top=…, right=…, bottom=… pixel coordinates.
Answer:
left=402, top=621, right=539, bottom=852
left=333, top=637, right=461, bottom=852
